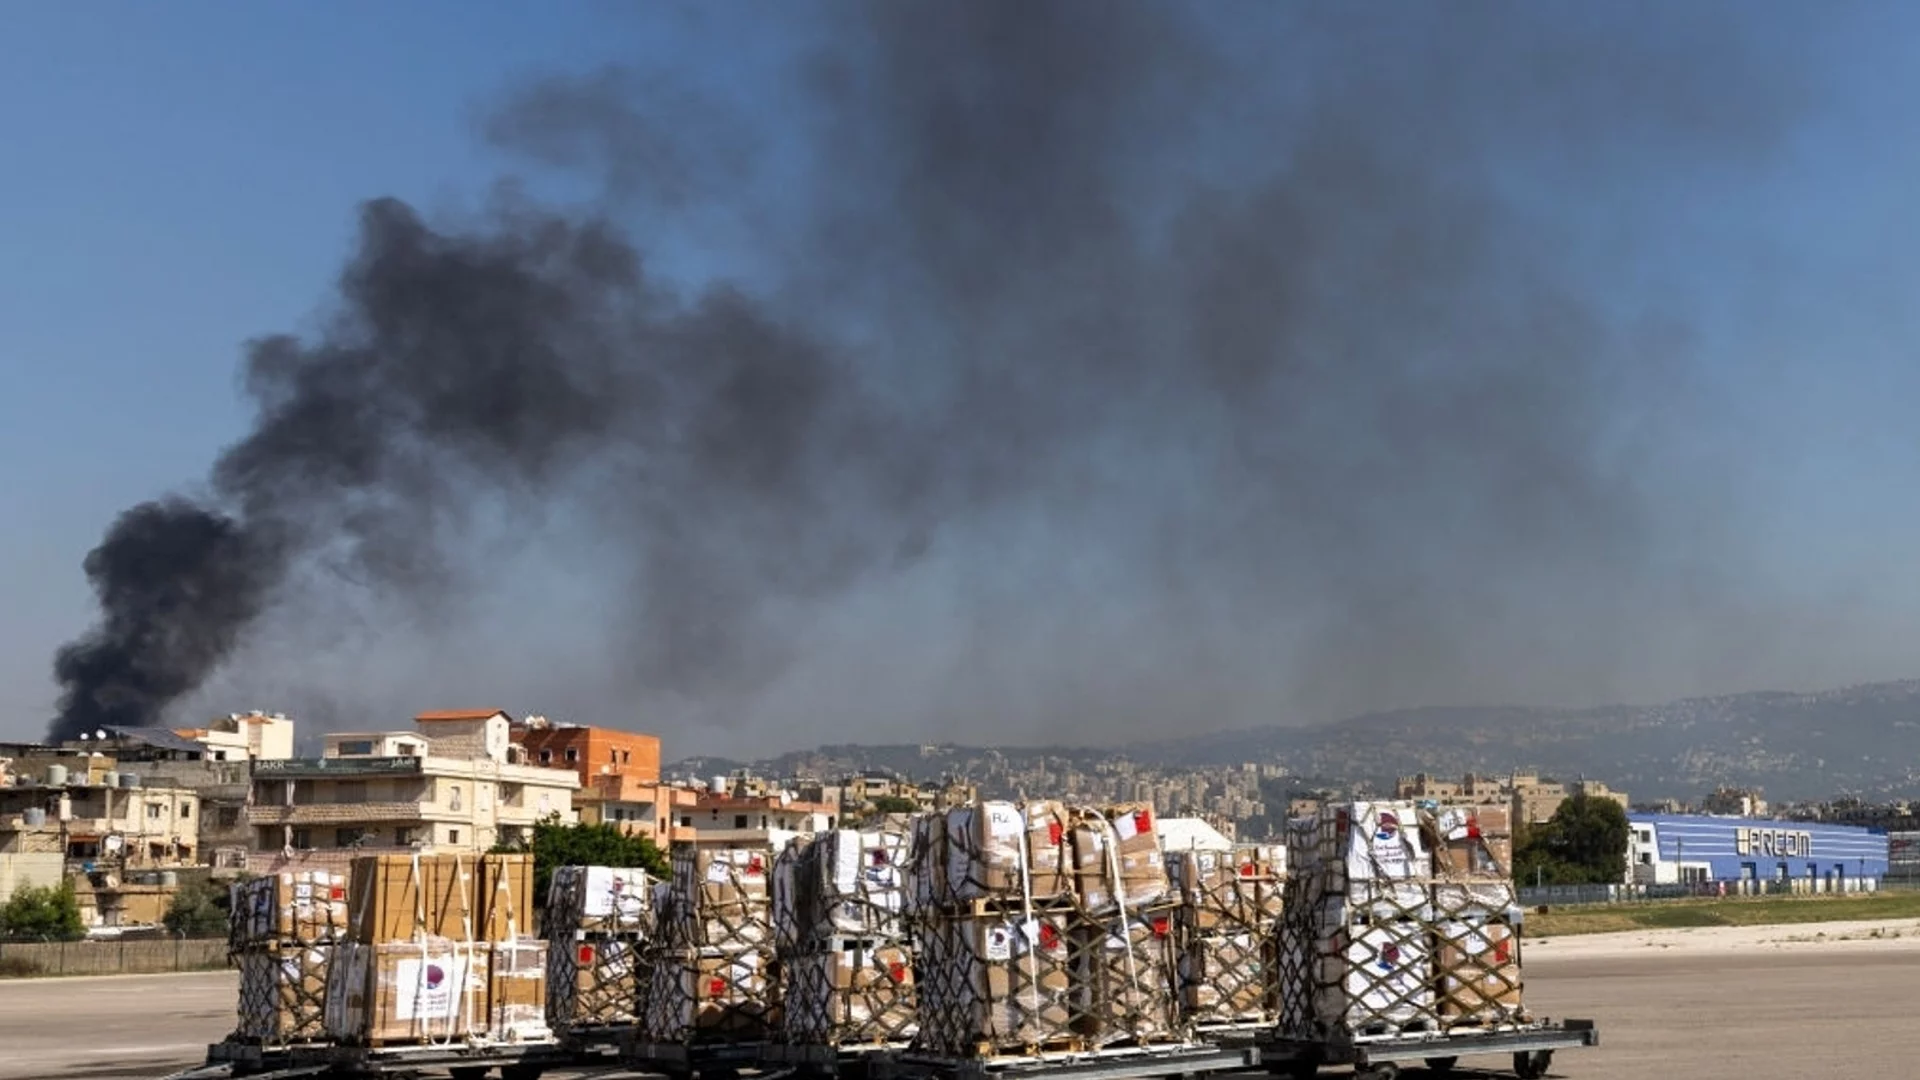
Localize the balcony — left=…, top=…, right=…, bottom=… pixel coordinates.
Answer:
left=246, top=802, right=426, bottom=826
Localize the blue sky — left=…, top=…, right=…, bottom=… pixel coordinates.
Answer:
left=8, top=5, right=1920, bottom=756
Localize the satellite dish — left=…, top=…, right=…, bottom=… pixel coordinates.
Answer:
left=95, top=729, right=106, bottom=740
left=78, top=734, right=89, bottom=741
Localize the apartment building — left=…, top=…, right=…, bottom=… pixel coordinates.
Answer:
left=246, top=709, right=578, bottom=872
left=515, top=717, right=661, bottom=786
left=172, top=710, right=296, bottom=762
left=681, top=790, right=837, bottom=848
left=576, top=773, right=698, bottom=848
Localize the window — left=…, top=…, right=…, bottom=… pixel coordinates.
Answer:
left=681, top=816, right=692, bottom=828
left=621, top=750, right=631, bottom=764
left=217, top=807, right=240, bottom=829
left=394, top=827, right=414, bottom=846
left=611, top=748, right=619, bottom=763
left=335, top=781, right=366, bottom=804
left=565, top=748, right=579, bottom=764
left=335, top=827, right=367, bottom=847
left=448, top=828, right=461, bottom=845
left=180, top=803, right=192, bottom=819
left=291, top=829, right=313, bottom=849
left=146, top=802, right=165, bottom=820
left=539, top=750, right=552, bottom=764
left=734, top=815, right=749, bottom=829
left=338, top=739, right=374, bottom=756
left=448, top=785, right=463, bottom=812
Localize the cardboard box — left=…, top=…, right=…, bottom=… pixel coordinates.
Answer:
left=1071, top=909, right=1180, bottom=1043
left=783, top=939, right=917, bottom=1046
left=1435, top=918, right=1524, bottom=1024
left=666, top=847, right=772, bottom=948
left=232, top=872, right=348, bottom=946
left=1022, top=800, right=1074, bottom=901
left=484, top=938, right=549, bottom=1041
left=1433, top=806, right=1513, bottom=879
left=475, top=854, right=536, bottom=942
left=547, top=936, right=645, bottom=1030
left=235, top=943, right=333, bottom=1043
left=1179, top=931, right=1270, bottom=1024
left=642, top=946, right=779, bottom=1043
left=945, top=801, right=1024, bottom=901
left=1073, top=807, right=1169, bottom=913
left=914, top=913, right=1074, bottom=1055
left=545, top=864, right=651, bottom=938
left=907, top=811, right=949, bottom=913
left=348, top=854, right=475, bottom=943
left=324, top=939, right=487, bottom=1045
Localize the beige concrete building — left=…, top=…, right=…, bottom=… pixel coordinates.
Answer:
left=682, top=790, right=837, bottom=848
left=246, top=709, right=579, bottom=873
left=1395, top=771, right=1630, bottom=825
left=172, top=711, right=296, bottom=762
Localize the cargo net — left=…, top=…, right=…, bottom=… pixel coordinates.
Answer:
left=1168, top=846, right=1285, bottom=1028
left=230, top=871, right=349, bottom=951
left=235, top=943, right=334, bottom=1044
left=548, top=937, right=647, bottom=1029
left=546, top=865, right=653, bottom=940
left=661, top=847, right=772, bottom=951
left=783, top=938, right=918, bottom=1047
left=1276, top=802, right=1530, bottom=1044
left=641, top=946, right=781, bottom=1045
left=774, top=829, right=909, bottom=953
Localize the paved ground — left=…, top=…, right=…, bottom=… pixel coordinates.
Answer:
left=9, top=941, right=1920, bottom=1079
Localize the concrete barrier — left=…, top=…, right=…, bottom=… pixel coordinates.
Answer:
left=0, top=937, right=228, bottom=977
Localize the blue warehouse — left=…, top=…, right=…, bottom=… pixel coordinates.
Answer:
left=1627, top=813, right=1889, bottom=892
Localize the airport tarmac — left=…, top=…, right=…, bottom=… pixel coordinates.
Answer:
left=7, top=929, right=1920, bottom=1080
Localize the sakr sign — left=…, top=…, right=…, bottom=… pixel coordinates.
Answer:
left=1735, top=826, right=1814, bottom=857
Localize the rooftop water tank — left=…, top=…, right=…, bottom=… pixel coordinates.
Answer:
left=45, top=764, right=68, bottom=787
left=100, top=771, right=120, bottom=789
left=22, top=807, right=46, bottom=827
left=118, top=773, right=141, bottom=789
left=159, top=870, right=179, bottom=888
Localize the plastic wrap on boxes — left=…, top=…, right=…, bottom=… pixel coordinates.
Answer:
left=548, top=936, right=647, bottom=1029
left=778, top=829, right=909, bottom=948
left=324, top=939, right=486, bottom=1045
left=907, top=812, right=949, bottom=914
left=783, top=939, right=917, bottom=1047
left=642, top=946, right=780, bottom=1044
left=665, top=847, right=771, bottom=949
left=547, top=865, right=651, bottom=938
left=485, top=938, right=550, bottom=1042
left=912, top=913, right=1075, bottom=1056
left=1071, top=909, right=1181, bottom=1045
left=945, top=802, right=1025, bottom=902
left=235, top=943, right=333, bottom=1043
left=231, top=871, right=348, bottom=947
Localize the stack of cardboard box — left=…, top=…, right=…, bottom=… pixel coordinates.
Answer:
left=1276, top=801, right=1531, bottom=1046
left=908, top=800, right=1183, bottom=1058
left=1430, top=806, right=1526, bottom=1027
left=775, top=828, right=916, bottom=1048
left=1169, top=843, right=1285, bottom=1028
left=544, top=865, right=653, bottom=1033
left=642, top=847, right=779, bottom=1044
left=322, top=853, right=547, bottom=1046
left=229, top=870, right=348, bottom=1044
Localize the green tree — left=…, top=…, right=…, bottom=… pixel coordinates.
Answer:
left=1513, top=793, right=1629, bottom=886
left=868, top=795, right=919, bottom=816
left=163, top=877, right=230, bottom=937
left=492, top=816, right=669, bottom=902
left=1, top=880, right=86, bottom=941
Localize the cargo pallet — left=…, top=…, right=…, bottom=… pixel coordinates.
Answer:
left=762, top=1040, right=913, bottom=1079
left=622, top=1038, right=767, bottom=1080
left=159, top=1038, right=570, bottom=1080
left=1256, top=1018, right=1600, bottom=1080
left=865, top=1043, right=1262, bottom=1080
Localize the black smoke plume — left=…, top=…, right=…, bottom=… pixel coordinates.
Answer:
left=53, top=2, right=1820, bottom=743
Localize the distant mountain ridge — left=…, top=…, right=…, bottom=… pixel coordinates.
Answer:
left=670, top=678, right=1920, bottom=803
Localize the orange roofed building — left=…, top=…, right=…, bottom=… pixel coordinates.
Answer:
left=509, top=716, right=685, bottom=846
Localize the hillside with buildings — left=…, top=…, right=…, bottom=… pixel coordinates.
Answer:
left=673, top=678, right=1920, bottom=805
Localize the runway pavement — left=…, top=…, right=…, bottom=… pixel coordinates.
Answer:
left=7, top=942, right=1918, bottom=1079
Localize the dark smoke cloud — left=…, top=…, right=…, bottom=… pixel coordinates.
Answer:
left=54, top=1, right=1824, bottom=743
